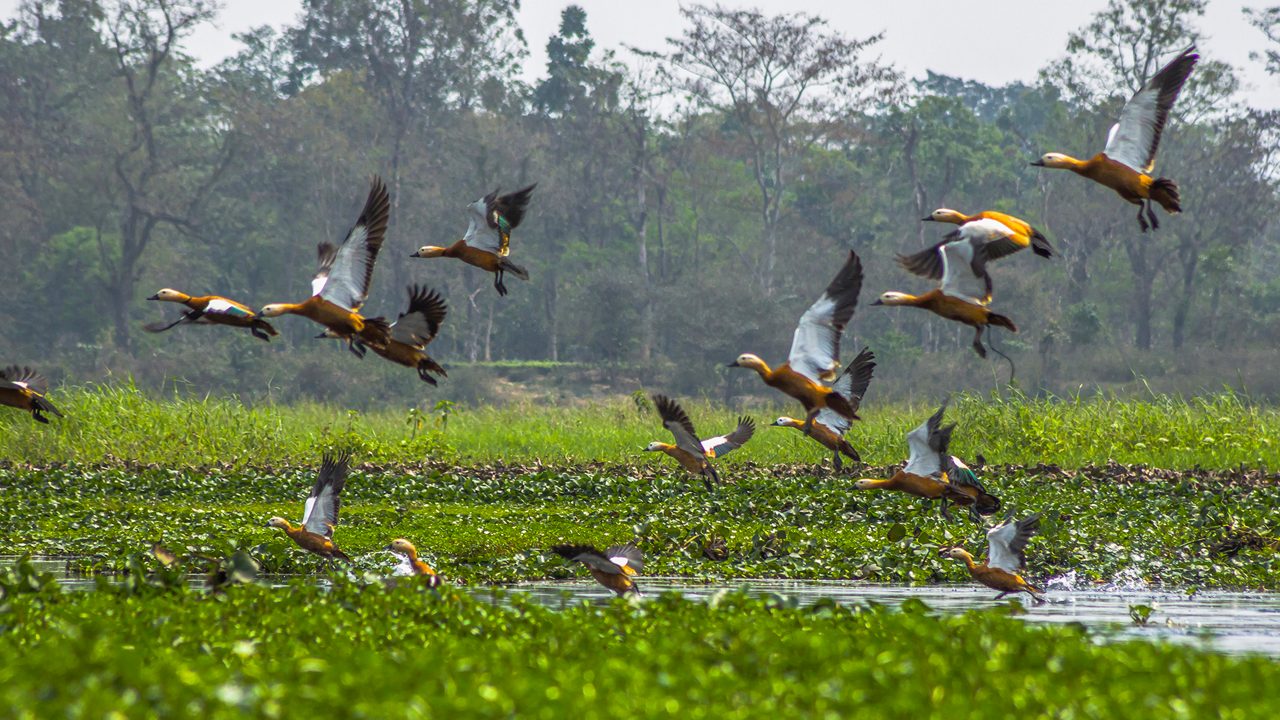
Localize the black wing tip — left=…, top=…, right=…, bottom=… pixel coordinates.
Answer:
left=551, top=544, right=599, bottom=561
left=405, top=284, right=449, bottom=317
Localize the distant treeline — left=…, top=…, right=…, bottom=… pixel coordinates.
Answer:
left=2, top=0, right=1278, bottom=405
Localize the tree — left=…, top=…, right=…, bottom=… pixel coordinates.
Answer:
left=1245, top=5, right=1280, bottom=76
left=647, top=3, right=898, bottom=295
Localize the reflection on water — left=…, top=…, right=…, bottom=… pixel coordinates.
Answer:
left=12, top=557, right=1280, bottom=657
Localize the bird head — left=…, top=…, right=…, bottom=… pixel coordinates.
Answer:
left=266, top=517, right=290, bottom=530
left=923, top=208, right=964, bottom=224
left=643, top=442, right=664, bottom=452
left=770, top=417, right=798, bottom=428
left=940, top=547, right=971, bottom=561
left=411, top=246, right=446, bottom=259
left=852, top=479, right=878, bottom=490
left=872, top=292, right=912, bottom=307
left=258, top=304, right=289, bottom=318
left=147, top=288, right=186, bottom=302
left=1031, top=152, right=1072, bottom=169
left=385, top=538, right=417, bottom=557
left=728, top=353, right=763, bottom=370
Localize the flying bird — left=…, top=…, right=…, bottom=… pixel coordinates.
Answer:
left=411, top=185, right=536, bottom=296
left=771, top=347, right=876, bottom=472
left=267, top=452, right=352, bottom=564
left=645, top=394, right=754, bottom=491
left=319, top=285, right=448, bottom=384
left=145, top=289, right=278, bottom=342
left=941, top=513, right=1045, bottom=604
left=385, top=538, right=442, bottom=587
left=552, top=543, right=644, bottom=596
left=0, top=366, right=63, bottom=424
left=729, top=250, right=865, bottom=431
left=1032, top=46, right=1199, bottom=231
left=259, top=177, right=392, bottom=354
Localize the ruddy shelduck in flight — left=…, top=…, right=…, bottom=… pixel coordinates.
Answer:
left=552, top=543, right=644, bottom=596
left=145, top=289, right=278, bottom=342
left=729, top=250, right=865, bottom=431
left=260, top=177, right=392, bottom=354
left=772, top=347, right=876, bottom=472
left=921, top=208, right=1054, bottom=260
left=412, top=185, right=536, bottom=297
left=267, top=452, right=352, bottom=564
left=319, top=284, right=448, bottom=385
left=385, top=538, right=442, bottom=587
left=941, top=513, right=1045, bottom=604
left=646, top=394, right=755, bottom=491
left=0, top=365, right=62, bottom=424
left=1032, top=46, right=1198, bottom=232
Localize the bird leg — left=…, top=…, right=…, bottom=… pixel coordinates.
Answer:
left=971, top=327, right=988, bottom=358
left=1136, top=203, right=1150, bottom=233
left=345, top=338, right=366, bottom=358
left=703, top=463, right=721, bottom=492
left=416, top=365, right=439, bottom=385
left=250, top=325, right=272, bottom=342
left=801, top=408, right=819, bottom=434
left=1145, top=201, right=1160, bottom=230
left=493, top=270, right=508, bottom=297
left=940, top=498, right=954, bottom=522
left=994, top=591, right=1010, bottom=600
left=832, top=451, right=843, bottom=474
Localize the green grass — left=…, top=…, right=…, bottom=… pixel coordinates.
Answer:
left=2, top=384, right=1279, bottom=469
left=1, top=572, right=1276, bottom=719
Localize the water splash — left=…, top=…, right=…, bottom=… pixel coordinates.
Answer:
left=1099, top=567, right=1151, bottom=592
left=1044, top=570, right=1079, bottom=591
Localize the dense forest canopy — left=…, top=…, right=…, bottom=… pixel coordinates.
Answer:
left=2, top=0, right=1278, bottom=407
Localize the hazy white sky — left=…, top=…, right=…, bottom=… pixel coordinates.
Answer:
left=3, top=0, right=1277, bottom=107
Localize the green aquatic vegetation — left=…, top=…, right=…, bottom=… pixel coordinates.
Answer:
left=2, top=385, right=1279, bottom=469
left=0, top=578, right=1276, bottom=718
left=3, top=464, right=1278, bottom=588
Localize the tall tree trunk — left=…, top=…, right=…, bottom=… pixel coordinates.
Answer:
left=1171, top=236, right=1199, bottom=350
left=1124, top=238, right=1154, bottom=350
left=544, top=270, right=558, bottom=362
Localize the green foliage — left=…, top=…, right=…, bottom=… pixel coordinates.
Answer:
left=0, top=584, right=1277, bottom=717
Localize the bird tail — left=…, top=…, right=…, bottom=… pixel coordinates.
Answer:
left=703, top=462, right=721, bottom=492
left=415, top=358, right=443, bottom=386
left=1030, top=228, right=1054, bottom=259
left=1150, top=178, right=1181, bottom=213
left=499, top=257, right=530, bottom=281
left=332, top=549, right=353, bottom=564
left=825, top=391, right=856, bottom=420
left=986, top=312, right=1017, bottom=332
left=974, top=490, right=1002, bottom=516
left=838, top=439, right=862, bottom=463
left=253, top=319, right=279, bottom=337
left=32, top=394, right=63, bottom=422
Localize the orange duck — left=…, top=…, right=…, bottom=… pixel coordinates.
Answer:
left=145, top=289, right=278, bottom=341
left=0, top=366, right=63, bottom=424
left=729, top=250, right=865, bottom=430
left=942, top=513, right=1045, bottom=604
left=875, top=237, right=1016, bottom=358
left=646, top=394, right=755, bottom=491
left=921, top=208, right=1053, bottom=260
left=260, top=177, right=392, bottom=354
left=854, top=403, right=1000, bottom=521
left=385, top=538, right=442, bottom=587
left=319, top=284, right=448, bottom=385
left=771, top=347, right=876, bottom=472
left=1032, top=46, right=1198, bottom=232
left=267, top=452, right=352, bottom=564
left=552, top=543, right=643, bottom=597
left=411, top=185, right=536, bottom=297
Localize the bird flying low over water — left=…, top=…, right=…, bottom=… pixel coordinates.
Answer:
left=386, top=538, right=442, bottom=587
left=552, top=543, right=644, bottom=596
left=1032, top=46, right=1198, bottom=232
left=942, top=513, right=1045, bottom=604
left=145, top=289, right=278, bottom=342
left=772, top=346, right=876, bottom=473
left=411, top=185, right=536, bottom=297
left=0, top=366, right=63, bottom=424
left=646, top=394, right=755, bottom=491
left=259, top=177, right=392, bottom=354
left=875, top=238, right=1017, bottom=359
left=730, top=250, right=865, bottom=431
left=854, top=402, right=1000, bottom=521
left=319, top=284, right=448, bottom=385
left=267, top=452, right=352, bottom=564
left=921, top=208, right=1054, bottom=260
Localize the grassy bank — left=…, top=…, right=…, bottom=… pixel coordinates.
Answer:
left=1, top=573, right=1275, bottom=719
left=2, top=385, right=1279, bottom=469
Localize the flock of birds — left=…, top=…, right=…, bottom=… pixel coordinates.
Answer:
left=1, top=47, right=1204, bottom=605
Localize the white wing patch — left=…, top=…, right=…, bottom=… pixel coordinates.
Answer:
left=986, top=520, right=1021, bottom=573
left=609, top=556, right=630, bottom=568
left=903, top=417, right=942, bottom=477
left=938, top=242, right=987, bottom=305
left=319, top=225, right=371, bottom=311
left=461, top=216, right=502, bottom=254
left=960, top=217, right=1015, bottom=243
left=1105, top=88, right=1160, bottom=173
left=205, top=299, right=251, bottom=317
left=788, top=295, right=840, bottom=383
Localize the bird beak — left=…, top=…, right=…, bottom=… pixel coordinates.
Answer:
left=314, top=332, right=328, bottom=339
left=383, top=544, right=395, bottom=552
left=409, top=251, right=420, bottom=258
left=146, top=294, right=159, bottom=301
left=920, top=216, right=933, bottom=222
left=726, top=361, right=739, bottom=368
left=871, top=299, right=884, bottom=306
left=1029, top=160, right=1045, bottom=167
